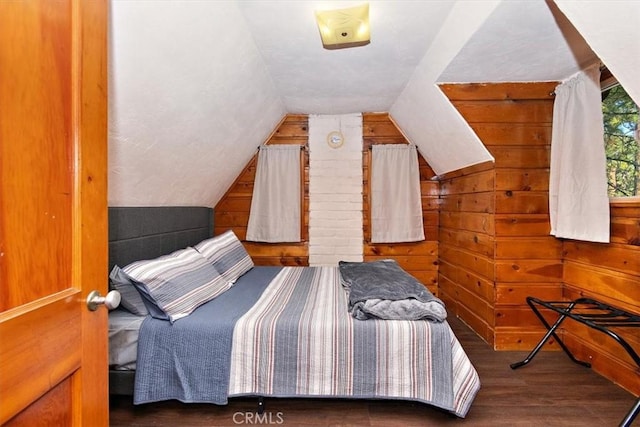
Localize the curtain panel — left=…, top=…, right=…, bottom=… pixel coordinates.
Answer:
left=371, top=144, right=425, bottom=243
left=549, top=65, right=610, bottom=243
left=246, top=145, right=301, bottom=242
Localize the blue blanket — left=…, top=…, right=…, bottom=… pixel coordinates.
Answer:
left=133, top=266, right=282, bottom=404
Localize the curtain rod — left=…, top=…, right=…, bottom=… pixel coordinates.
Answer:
left=550, top=62, right=607, bottom=97
left=367, top=143, right=416, bottom=150
left=257, top=144, right=308, bottom=151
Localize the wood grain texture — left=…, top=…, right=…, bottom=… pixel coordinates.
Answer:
left=0, top=0, right=109, bottom=424
left=439, top=169, right=495, bottom=195
left=439, top=262, right=495, bottom=302
left=561, top=328, right=640, bottom=398
left=75, top=0, right=110, bottom=424
left=439, top=245, right=495, bottom=280
left=439, top=81, right=557, bottom=101
left=488, top=145, right=550, bottom=169
left=449, top=100, right=554, bottom=124
left=472, top=123, right=552, bottom=146
left=562, top=241, right=640, bottom=277
left=563, top=264, right=640, bottom=311
left=495, top=282, right=562, bottom=305
left=0, top=291, right=81, bottom=423
left=495, top=237, right=562, bottom=259
left=214, top=115, right=310, bottom=266
left=5, top=378, right=72, bottom=427
left=494, top=214, right=551, bottom=236
left=440, top=82, right=640, bottom=398
left=495, top=168, right=549, bottom=191
left=0, top=0, right=73, bottom=310
left=438, top=82, right=561, bottom=352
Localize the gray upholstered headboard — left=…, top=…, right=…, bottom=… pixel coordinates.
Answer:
left=108, top=206, right=214, bottom=272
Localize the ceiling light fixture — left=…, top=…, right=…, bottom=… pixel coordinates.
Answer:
left=314, top=3, right=370, bottom=50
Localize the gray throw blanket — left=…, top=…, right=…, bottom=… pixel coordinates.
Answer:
left=339, top=259, right=447, bottom=322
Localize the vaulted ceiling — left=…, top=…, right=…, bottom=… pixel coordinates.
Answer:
left=108, top=0, right=640, bottom=208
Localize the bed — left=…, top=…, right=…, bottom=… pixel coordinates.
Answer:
left=108, top=207, right=481, bottom=418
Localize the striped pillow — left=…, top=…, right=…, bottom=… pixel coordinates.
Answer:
left=122, top=247, right=231, bottom=323
left=109, top=265, right=149, bottom=316
left=194, top=230, right=254, bottom=283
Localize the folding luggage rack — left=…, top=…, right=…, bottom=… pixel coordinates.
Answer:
left=511, top=296, right=640, bottom=427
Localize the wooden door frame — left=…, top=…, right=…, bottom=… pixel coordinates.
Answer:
left=0, top=0, right=108, bottom=424
left=73, top=0, right=109, bottom=424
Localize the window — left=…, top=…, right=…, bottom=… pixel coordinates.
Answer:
left=601, top=69, right=639, bottom=198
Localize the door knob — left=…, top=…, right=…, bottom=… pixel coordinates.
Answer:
left=86, top=290, right=121, bottom=311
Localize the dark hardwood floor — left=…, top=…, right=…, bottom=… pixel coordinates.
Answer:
left=109, top=316, right=637, bottom=426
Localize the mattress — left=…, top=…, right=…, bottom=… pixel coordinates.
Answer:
left=108, top=308, right=145, bottom=370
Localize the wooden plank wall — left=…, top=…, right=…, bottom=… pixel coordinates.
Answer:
left=437, top=159, right=497, bottom=345
left=362, top=113, right=440, bottom=295
left=214, top=114, right=310, bottom=266
left=561, top=200, right=640, bottom=394
left=438, top=82, right=562, bottom=348
left=440, top=82, right=640, bottom=396
left=215, top=113, right=440, bottom=293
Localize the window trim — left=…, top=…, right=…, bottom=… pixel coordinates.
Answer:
left=601, top=67, right=639, bottom=201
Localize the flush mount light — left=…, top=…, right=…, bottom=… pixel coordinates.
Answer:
left=314, top=3, right=370, bottom=50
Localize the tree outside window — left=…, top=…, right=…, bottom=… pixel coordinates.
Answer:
left=602, top=80, right=639, bottom=198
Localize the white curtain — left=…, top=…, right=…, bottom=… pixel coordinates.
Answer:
left=246, top=145, right=301, bottom=242
left=549, top=65, right=610, bottom=243
left=371, top=144, right=425, bottom=243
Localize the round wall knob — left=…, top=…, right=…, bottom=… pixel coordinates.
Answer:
left=86, top=290, right=121, bottom=311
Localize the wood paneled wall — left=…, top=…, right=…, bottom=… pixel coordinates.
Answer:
left=561, top=200, right=640, bottom=394
left=440, top=82, right=640, bottom=396
left=437, top=159, right=497, bottom=344
left=439, top=82, right=561, bottom=348
left=362, top=113, right=439, bottom=295
left=214, top=114, right=310, bottom=266
left=214, top=113, right=439, bottom=293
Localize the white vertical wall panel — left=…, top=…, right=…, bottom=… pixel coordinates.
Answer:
left=308, top=114, right=364, bottom=266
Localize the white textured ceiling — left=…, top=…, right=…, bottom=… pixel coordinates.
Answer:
left=438, top=0, right=596, bottom=83
left=237, top=1, right=456, bottom=114
left=108, top=0, right=640, bottom=207
left=240, top=0, right=596, bottom=113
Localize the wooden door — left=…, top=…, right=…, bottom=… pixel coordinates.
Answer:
left=0, top=0, right=108, bottom=425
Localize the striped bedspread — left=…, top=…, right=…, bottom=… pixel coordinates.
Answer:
left=228, top=266, right=480, bottom=417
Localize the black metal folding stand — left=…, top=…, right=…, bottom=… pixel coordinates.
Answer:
left=510, top=296, right=640, bottom=427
